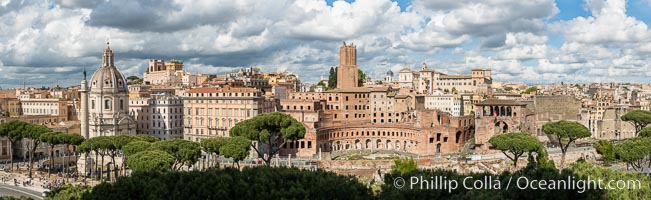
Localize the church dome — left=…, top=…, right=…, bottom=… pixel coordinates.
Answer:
left=386, top=70, right=394, bottom=76
left=89, top=43, right=128, bottom=92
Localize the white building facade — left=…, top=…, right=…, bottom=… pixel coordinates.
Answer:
left=129, top=94, right=184, bottom=140
left=80, top=43, right=136, bottom=138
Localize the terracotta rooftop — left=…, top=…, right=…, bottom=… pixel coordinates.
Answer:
left=440, top=75, right=472, bottom=79
left=370, top=87, right=390, bottom=92
left=187, top=87, right=258, bottom=93
left=475, top=99, right=527, bottom=106
left=326, top=87, right=371, bottom=93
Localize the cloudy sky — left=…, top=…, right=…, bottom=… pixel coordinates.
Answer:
left=1, top=0, right=650, bottom=89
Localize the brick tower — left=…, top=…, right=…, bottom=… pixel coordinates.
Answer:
left=337, top=42, right=359, bottom=89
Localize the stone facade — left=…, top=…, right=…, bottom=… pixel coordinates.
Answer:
left=81, top=43, right=136, bottom=138
left=278, top=88, right=474, bottom=157
left=397, top=65, right=491, bottom=95
left=20, top=99, right=69, bottom=119
left=529, top=95, right=582, bottom=135
left=0, top=97, right=22, bottom=116
left=129, top=94, right=184, bottom=140
left=182, top=87, right=275, bottom=142
left=473, top=99, right=536, bottom=153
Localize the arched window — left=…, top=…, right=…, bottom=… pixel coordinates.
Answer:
left=120, top=99, right=124, bottom=110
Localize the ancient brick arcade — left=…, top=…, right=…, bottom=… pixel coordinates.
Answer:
left=277, top=42, right=475, bottom=157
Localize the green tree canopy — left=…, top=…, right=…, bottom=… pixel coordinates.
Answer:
left=45, top=184, right=92, bottom=200
left=133, top=134, right=160, bottom=142
left=201, top=137, right=228, bottom=155
left=614, top=137, right=651, bottom=171
left=488, top=131, right=542, bottom=167
left=569, top=161, right=651, bottom=199
left=126, top=75, right=140, bottom=81
left=381, top=165, right=604, bottom=199
left=126, top=150, right=175, bottom=173
left=39, top=132, right=64, bottom=146
left=230, top=112, right=306, bottom=165
left=639, top=127, right=651, bottom=137
left=0, top=120, right=30, bottom=141
left=393, top=158, right=418, bottom=174
left=122, top=141, right=152, bottom=156
left=83, top=167, right=372, bottom=200
left=219, top=136, right=251, bottom=166
left=594, top=140, right=615, bottom=164
left=112, top=135, right=136, bottom=150
left=327, top=67, right=337, bottom=90
left=60, top=133, right=86, bottom=146
left=522, top=86, right=538, bottom=94
left=148, top=139, right=201, bottom=170
left=542, top=120, right=591, bottom=170
left=621, top=110, right=651, bottom=136
left=358, top=69, right=366, bottom=86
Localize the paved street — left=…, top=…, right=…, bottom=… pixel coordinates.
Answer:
left=0, top=184, right=43, bottom=200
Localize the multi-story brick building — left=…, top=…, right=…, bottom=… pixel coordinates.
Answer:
left=0, top=97, right=21, bottom=116
left=182, top=87, right=275, bottom=142
left=473, top=99, right=537, bottom=153
left=273, top=42, right=474, bottom=157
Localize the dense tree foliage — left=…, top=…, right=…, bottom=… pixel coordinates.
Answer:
left=0, top=120, right=52, bottom=178
left=126, top=150, right=175, bottom=173
left=393, top=158, right=418, bottom=174
left=613, top=137, right=651, bottom=171
left=381, top=165, right=604, bottom=200
left=522, top=86, right=538, bottom=94
left=594, top=140, right=615, bottom=164
left=121, top=141, right=152, bottom=156
left=200, top=137, right=227, bottom=156
left=569, top=161, right=651, bottom=199
left=132, top=134, right=159, bottom=143
left=219, top=136, right=251, bottom=167
left=637, top=126, right=651, bottom=137
left=81, top=167, right=372, bottom=200
left=45, top=184, right=92, bottom=200
left=532, top=147, right=556, bottom=169
left=327, top=67, right=336, bottom=90
left=148, top=139, right=201, bottom=170
left=1, top=197, right=33, bottom=200
left=230, top=112, right=306, bottom=165
left=542, top=120, right=591, bottom=170
left=358, top=69, right=366, bottom=86
left=488, top=132, right=542, bottom=167
left=620, top=110, right=651, bottom=135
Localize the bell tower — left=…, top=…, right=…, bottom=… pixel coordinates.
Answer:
left=337, top=42, right=359, bottom=89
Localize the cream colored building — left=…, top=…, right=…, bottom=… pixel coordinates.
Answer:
left=129, top=94, right=184, bottom=140
left=80, top=43, right=136, bottom=138
left=143, top=59, right=205, bottom=87
left=397, top=64, right=491, bottom=94
left=182, top=87, right=275, bottom=142
left=423, top=94, right=459, bottom=116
